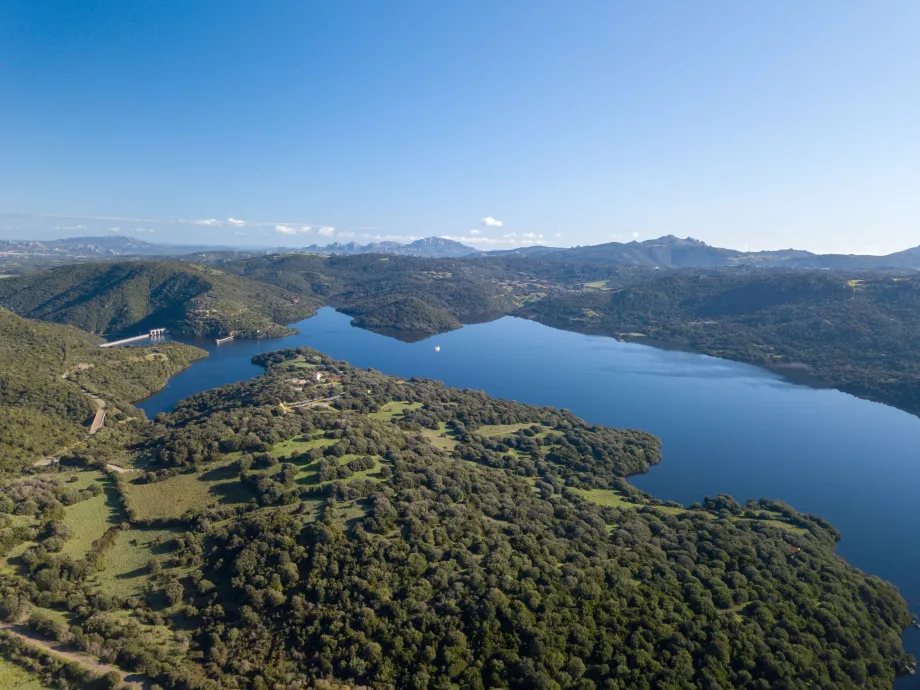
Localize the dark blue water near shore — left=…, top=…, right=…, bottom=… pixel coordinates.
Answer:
left=140, top=307, right=920, bottom=685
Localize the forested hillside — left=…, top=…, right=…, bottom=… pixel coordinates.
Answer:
left=0, top=347, right=910, bottom=688
left=521, top=270, right=920, bottom=416
left=0, top=261, right=317, bottom=339
left=225, top=256, right=920, bottom=417
left=226, top=253, right=521, bottom=337
left=0, top=308, right=205, bottom=468
left=7, top=255, right=920, bottom=417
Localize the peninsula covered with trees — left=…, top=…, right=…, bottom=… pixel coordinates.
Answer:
left=0, top=343, right=913, bottom=688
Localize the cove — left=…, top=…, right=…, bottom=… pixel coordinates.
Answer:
left=140, top=307, right=920, bottom=685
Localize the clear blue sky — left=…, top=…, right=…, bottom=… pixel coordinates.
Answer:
left=1, top=1, right=918, bottom=252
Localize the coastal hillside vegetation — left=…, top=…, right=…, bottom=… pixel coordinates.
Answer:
left=0, top=346, right=910, bottom=688
left=520, top=269, right=920, bottom=416
left=0, top=261, right=318, bottom=339
left=4, top=254, right=920, bottom=418
left=0, top=308, right=205, bottom=469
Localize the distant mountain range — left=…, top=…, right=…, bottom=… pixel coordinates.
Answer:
left=489, top=235, right=920, bottom=270
left=300, top=236, right=477, bottom=258
left=4, top=233, right=920, bottom=270
left=0, top=235, right=230, bottom=257
left=0, top=235, right=479, bottom=260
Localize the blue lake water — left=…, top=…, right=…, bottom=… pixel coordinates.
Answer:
left=140, top=307, right=920, bottom=684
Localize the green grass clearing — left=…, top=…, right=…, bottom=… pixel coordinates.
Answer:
left=89, top=527, right=179, bottom=599
left=584, top=280, right=610, bottom=289
left=99, top=609, right=186, bottom=659
left=0, top=656, right=52, bottom=689
left=575, top=488, right=808, bottom=533
left=573, top=488, right=642, bottom=509
left=268, top=435, right=336, bottom=460
left=120, top=461, right=254, bottom=521
left=61, top=473, right=121, bottom=559
left=475, top=423, right=535, bottom=438
left=58, top=469, right=106, bottom=491
left=0, top=540, right=36, bottom=575
left=297, top=454, right=383, bottom=486
left=420, top=423, right=458, bottom=451
left=368, top=401, right=422, bottom=421
left=731, top=516, right=808, bottom=535
left=6, top=513, right=37, bottom=529
left=337, top=501, right=370, bottom=529
left=280, top=354, right=325, bottom=369
left=286, top=360, right=318, bottom=370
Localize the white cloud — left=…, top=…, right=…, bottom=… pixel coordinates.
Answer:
left=481, top=216, right=504, bottom=227
left=555, top=233, right=562, bottom=238
left=470, top=229, right=482, bottom=235
left=109, top=227, right=121, bottom=232
left=442, top=234, right=543, bottom=246
left=632, top=232, right=639, bottom=240
left=352, top=234, right=421, bottom=243
left=521, top=232, right=543, bottom=240
left=132, top=227, right=154, bottom=233
left=275, top=224, right=311, bottom=236
left=4, top=212, right=357, bottom=236
left=193, top=218, right=248, bottom=227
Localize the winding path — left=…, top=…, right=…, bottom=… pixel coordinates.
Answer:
left=0, top=623, right=151, bottom=689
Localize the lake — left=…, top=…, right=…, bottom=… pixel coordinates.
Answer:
left=140, top=307, right=920, bottom=685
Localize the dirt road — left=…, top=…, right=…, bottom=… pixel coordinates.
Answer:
left=0, top=623, right=151, bottom=689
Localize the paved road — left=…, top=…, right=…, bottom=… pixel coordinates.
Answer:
left=88, top=395, right=107, bottom=435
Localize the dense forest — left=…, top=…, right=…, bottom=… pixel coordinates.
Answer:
left=0, top=308, right=205, bottom=469
left=0, top=261, right=318, bottom=339
left=0, top=345, right=912, bottom=688
left=224, top=253, right=524, bottom=337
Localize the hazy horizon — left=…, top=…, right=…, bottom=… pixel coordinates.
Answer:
left=2, top=215, right=919, bottom=256
left=2, top=2, right=918, bottom=255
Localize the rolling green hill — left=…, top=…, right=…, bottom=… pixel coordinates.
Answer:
left=0, top=308, right=205, bottom=468
left=7, top=255, right=920, bottom=417
left=0, top=347, right=909, bottom=688
left=227, top=253, right=520, bottom=336
left=0, top=261, right=318, bottom=339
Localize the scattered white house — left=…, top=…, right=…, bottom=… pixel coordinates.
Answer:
left=314, top=371, right=325, bottom=382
